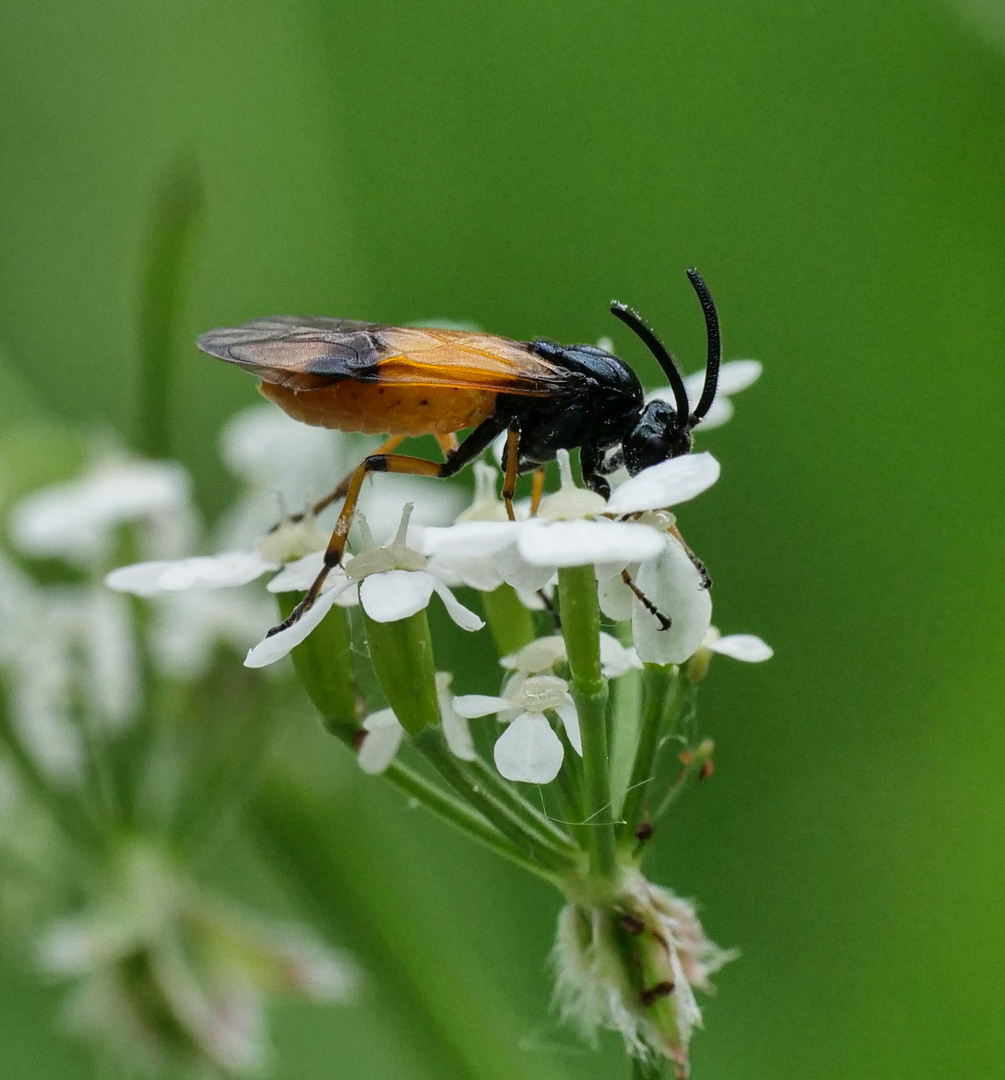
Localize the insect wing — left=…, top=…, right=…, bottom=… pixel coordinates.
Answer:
left=198, top=319, right=575, bottom=397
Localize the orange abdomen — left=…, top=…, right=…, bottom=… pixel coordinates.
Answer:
left=259, top=379, right=498, bottom=436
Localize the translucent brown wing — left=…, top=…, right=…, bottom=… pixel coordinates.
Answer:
left=197, top=317, right=576, bottom=397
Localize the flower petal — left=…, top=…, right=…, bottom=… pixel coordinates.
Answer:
left=597, top=569, right=636, bottom=622
left=419, top=521, right=521, bottom=557
left=711, top=634, right=773, bottom=662
left=691, top=395, right=734, bottom=431
left=106, top=552, right=278, bottom=597
left=244, top=583, right=350, bottom=668
left=516, top=520, right=664, bottom=567
left=493, top=713, right=564, bottom=783
left=431, top=580, right=485, bottom=631
left=439, top=695, right=477, bottom=761
left=452, top=694, right=511, bottom=719
left=632, top=538, right=712, bottom=665
left=359, top=569, right=435, bottom=622
left=599, top=631, right=643, bottom=678
left=358, top=709, right=405, bottom=774
left=555, top=702, right=582, bottom=755
left=713, top=358, right=763, bottom=395
left=495, top=543, right=556, bottom=591
left=266, top=552, right=326, bottom=593
left=606, top=453, right=720, bottom=515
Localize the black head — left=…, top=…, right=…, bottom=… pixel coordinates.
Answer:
left=611, top=268, right=721, bottom=476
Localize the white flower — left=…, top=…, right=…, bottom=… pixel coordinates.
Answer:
left=9, top=455, right=192, bottom=567
left=0, top=577, right=143, bottom=782
left=501, top=632, right=642, bottom=681
left=106, top=550, right=279, bottom=596
left=245, top=505, right=484, bottom=668
left=647, top=358, right=763, bottom=432
left=423, top=449, right=718, bottom=592
left=454, top=674, right=581, bottom=784
left=598, top=522, right=713, bottom=666
left=357, top=672, right=475, bottom=775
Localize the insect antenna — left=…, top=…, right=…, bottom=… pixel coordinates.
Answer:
left=609, top=301, right=689, bottom=429
left=684, top=268, right=721, bottom=427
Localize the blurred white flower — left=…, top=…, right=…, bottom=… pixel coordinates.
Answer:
left=39, top=841, right=358, bottom=1075
left=9, top=455, right=192, bottom=567
left=0, top=573, right=142, bottom=782
left=454, top=674, right=581, bottom=784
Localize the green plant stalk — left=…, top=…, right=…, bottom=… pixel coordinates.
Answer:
left=380, top=758, right=555, bottom=881
left=136, top=159, right=202, bottom=460
left=363, top=607, right=440, bottom=734
left=557, top=565, right=616, bottom=882
left=463, top=755, right=579, bottom=856
left=415, top=728, right=579, bottom=876
left=480, top=584, right=536, bottom=656
left=618, top=664, right=683, bottom=846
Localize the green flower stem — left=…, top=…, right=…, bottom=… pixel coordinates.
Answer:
left=480, top=584, right=536, bottom=657
left=381, top=759, right=555, bottom=881
left=0, top=688, right=105, bottom=853
left=278, top=593, right=359, bottom=733
left=557, top=565, right=616, bottom=882
left=277, top=596, right=551, bottom=876
left=651, top=738, right=714, bottom=825
left=463, top=755, right=580, bottom=856
left=363, top=609, right=439, bottom=735
left=415, top=729, right=580, bottom=876
left=618, top=664, right=683, bottom=846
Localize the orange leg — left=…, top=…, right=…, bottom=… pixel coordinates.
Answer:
left=269, top=452, right=445, bottom=636
left=435, top=432, right=460, bottom=456
left=502, top=428, right=520, bottom=521
left=282, top=434, right=405, bottom=526
left=530, top=466, right=546, bottom=516
left=669, top=524, right=712, bottom=589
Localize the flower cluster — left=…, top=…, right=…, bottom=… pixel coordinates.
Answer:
left=99, top=359, right=769, bottom=1075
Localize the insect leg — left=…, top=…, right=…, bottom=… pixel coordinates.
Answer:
left=621, top=569, right=672, bottom=631
left=281, top=434, right=405, bottom=526
left=435, top=432, right=460, bottom=456
left=530, top=466, right=546, bottom=516
left=501, top=427, right=521, bottom=521
left=668, top=525, right=712, bottom=590
left=268, top=452, right=444, bottom=636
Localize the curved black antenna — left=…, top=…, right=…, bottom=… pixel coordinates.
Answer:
left=609, top=301, right=689, bottom=426
left=685, top=268, right=721, bottom=426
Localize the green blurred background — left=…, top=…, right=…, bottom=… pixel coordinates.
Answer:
left=2, top=0, right=1005, bottom=1076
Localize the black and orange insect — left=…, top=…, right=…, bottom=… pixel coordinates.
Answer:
left=197, top=268, right=722, bottom=633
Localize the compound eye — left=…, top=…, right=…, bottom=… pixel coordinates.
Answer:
left=640, top=435, right=669, bottom=467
